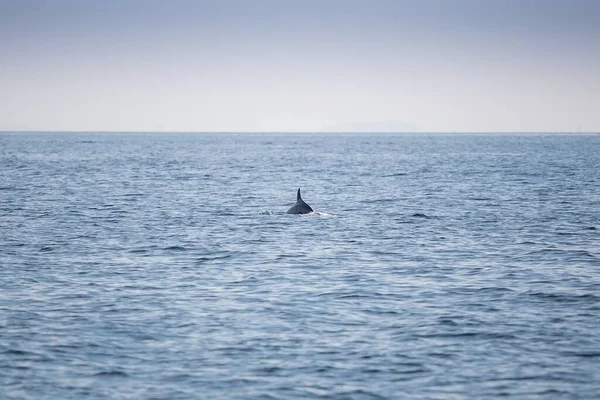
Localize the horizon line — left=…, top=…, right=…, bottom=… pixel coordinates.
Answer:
left=1, top=130, right=599, bottom=135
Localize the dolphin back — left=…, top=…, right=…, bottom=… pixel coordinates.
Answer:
left=287, top=188, right=314, bottom=214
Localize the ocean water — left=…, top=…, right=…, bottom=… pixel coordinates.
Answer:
left=1, top=132, right=599, bottom=399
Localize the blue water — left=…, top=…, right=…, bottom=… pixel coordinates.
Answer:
left=1, top=132, right=599, bottom=399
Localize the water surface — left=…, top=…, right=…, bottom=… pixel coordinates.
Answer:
left=1, top=133, right=599, bottom=399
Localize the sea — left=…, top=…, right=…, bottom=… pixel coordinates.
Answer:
left=1, top=132, right=599, bottom=399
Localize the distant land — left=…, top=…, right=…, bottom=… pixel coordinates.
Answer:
left=1, top=128, right=598, bottom=135
left=323, top=121, right=421, bottom=133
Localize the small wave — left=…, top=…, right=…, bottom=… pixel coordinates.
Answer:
left=129, top=248, right=149, bottom=254
left=563, top=351, right=600, bottom=358
left=336, top=294, right=371, bottom=299
left=517, top=240, right=539, bottom=245
left=335, top=292, right=391, bottom=300
left=195, top=254, right=233, bottom=264
left=411, top=213, right=430, bottom=218
left=418, top=331, right=516, bottom=340
left=556, top=231, right=576, bottom=236
left=230, top=276, right=258, bottom=284
left=163, top=245, right=187, bottom=251
left=468, top=197, right=492, bottom=201
left=526, top=291, right=599, bottom=303
left=524, top=248, right=596, bottom=260
left=383, top=172, right=408, bottom=177
left=474, top=287, right=515, bottom=293
left=94, top=370, right=129, bottom=377
left=0, top=186, right=27, bottom=191
left=109, top=210, right=128, bottom=215
left=275, top=254, right=304, bottom=260
left=280, top=211, right=330, bottom=216
left=362, top=198, right=398, bottom=204
left=332, top=389, right=387, bottom=399
left=437, top=318, right=459, bottom=326
left=2, top=349, right=35, bottom=356
left=2, top=349, right=53, bottom=362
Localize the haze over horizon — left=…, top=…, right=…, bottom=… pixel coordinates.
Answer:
left=1, top=0, right=599, bottom=133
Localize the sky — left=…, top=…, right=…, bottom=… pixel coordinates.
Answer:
left=1, top=0, right=599, bottom=132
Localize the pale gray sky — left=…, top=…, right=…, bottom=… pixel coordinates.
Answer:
left=1, top=0, right=599, bottom=132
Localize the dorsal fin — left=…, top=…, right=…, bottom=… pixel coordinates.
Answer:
left=287, top=188, right=313, bottom=214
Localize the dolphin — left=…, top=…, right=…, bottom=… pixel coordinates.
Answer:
left=286, top=188, right=314, bottom=214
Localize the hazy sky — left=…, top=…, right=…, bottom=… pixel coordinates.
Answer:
left=1, top=0, right=599, bottom=132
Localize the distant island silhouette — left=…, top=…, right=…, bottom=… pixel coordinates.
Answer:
left=323, top=120, right=420, bottom=133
